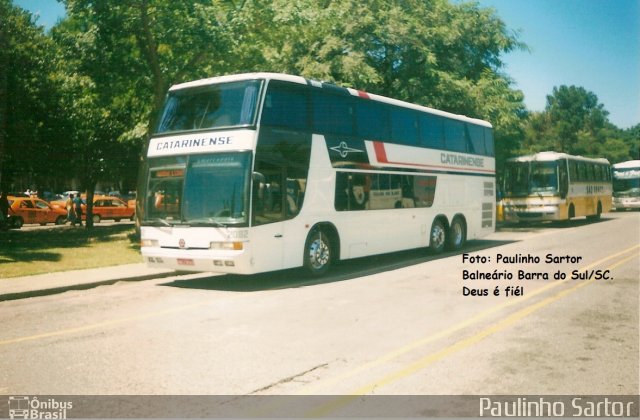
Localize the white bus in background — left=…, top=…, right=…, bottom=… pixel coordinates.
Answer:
left=611, top=160, right=640, bottom=210
left=139, top=73, right=495, bottom=276
left=502, top=152, right=612, bottom=223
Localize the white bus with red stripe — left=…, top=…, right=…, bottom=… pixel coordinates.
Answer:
left=139, top=73, right=495, bottom=276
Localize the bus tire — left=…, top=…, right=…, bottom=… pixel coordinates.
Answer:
left=587, top=202, right=602, bottom=221
left=568, top=203, right=575, bottom=220
left=446, top=217, right=466, bottom=251
left=303, top=228, right=332, bottom=277
left=55, top=216, right=66, bottom=225
left=92, top=214, right=101, bottom=224
left=429, top=218, right=446, bottom=254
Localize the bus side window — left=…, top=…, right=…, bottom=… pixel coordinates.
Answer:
left=253, top=172, right=283, bottom=225
left=420, top=114, right=445, bottom=149
left=559, top=160, right=568, bottom=198
left=569, top=161, right=577, bottom=182
left=467, top=124, right=486, bottom=155
left=390, top=107, right=418, bottom=146
left=444, top=120, right=466, bottom=153
left=312, top=91, right=355, bottom=136
left=356, top=99, right=389, bottom=140
left=252, top=167, right=294, bottom=225
left=484, top=127, right=494, bottom=156
left=262, top=81, right=309, bottom=130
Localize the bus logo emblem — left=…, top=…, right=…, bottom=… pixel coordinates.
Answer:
left=330, top=141, right=364, bottom=158
left=178, top=239, right=186, bottom=249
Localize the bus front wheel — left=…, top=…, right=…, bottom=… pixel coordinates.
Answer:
left=304, top=229, right=332, bottom=277
left=429, top=219, right=446, bottom=254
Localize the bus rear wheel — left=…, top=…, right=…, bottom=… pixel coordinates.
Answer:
left=429, top=219, right=446, bottom=254
left=446, top=217, right=466, bottom=251
left=587, top=202, right=602, bottom=221
left=304, top=228, right=332, bottom=277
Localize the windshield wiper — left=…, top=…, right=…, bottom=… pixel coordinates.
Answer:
left=188, top=218, right=228, bottom=228
left=141, top=218, right=174, bottom=227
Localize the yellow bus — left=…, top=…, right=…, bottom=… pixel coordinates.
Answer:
left=502, top=151, right=611, bottom=223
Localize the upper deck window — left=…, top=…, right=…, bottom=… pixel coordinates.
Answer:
left=156, top=80, right=261, bottom=134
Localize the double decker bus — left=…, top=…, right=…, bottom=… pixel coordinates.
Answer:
left=502, top=151, right=611, bottom=223
left=139, top=73, right=495, bottom=276
left=611, top=160, right=640, bottom=210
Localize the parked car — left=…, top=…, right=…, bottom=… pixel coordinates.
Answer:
left=7, top=196, right=68, bottom=228
left=90, top=196, right=135, bottom=223
left=50, top=195, right=135, bottom=223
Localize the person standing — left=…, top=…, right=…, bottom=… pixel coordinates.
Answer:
left=0, top=191, right=9, bottom=230
left=66, top=194, right=76, bottom=225
left=73, top=194, right=84, bottom=226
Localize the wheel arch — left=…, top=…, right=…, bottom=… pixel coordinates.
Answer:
left=308, top=222, right=341, bottom=264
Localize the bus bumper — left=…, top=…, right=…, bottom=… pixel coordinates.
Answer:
left=612, top=198, right=640, bottom=210
left=141, top=246, right=253, bottom=274
left=503, top=204, right=562, bottom=222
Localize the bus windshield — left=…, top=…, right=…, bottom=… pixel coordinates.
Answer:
left=156, top=80, right=261, bottom=133
left=144, top=152, right=251, bottom=226
left=504, top=161, right=558, bottom=197
left=612, top=168, right=640, bottom=197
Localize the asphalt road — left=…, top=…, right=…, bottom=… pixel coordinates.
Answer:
left=0, top=212, right=637, bottom=415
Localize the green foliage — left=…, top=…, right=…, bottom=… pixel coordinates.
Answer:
left=0, top=0, right=70, bottom=191
left=521, top=85, right=637, bottom=163
left=220, top=0, right=528, bottom=169
left=3, top=0, right=637, bottom=206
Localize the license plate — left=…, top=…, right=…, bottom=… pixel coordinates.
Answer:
left=177, top=258, right=195, bottom=266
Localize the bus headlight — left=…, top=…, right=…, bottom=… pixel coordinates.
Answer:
left=210, top=242, right=244, bottom=251
left=141, top=239, right=159, bottom=247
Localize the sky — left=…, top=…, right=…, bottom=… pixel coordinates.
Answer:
left=12, top=0, right=640, bottom=129
left=475, top=0, right=639, bottom=129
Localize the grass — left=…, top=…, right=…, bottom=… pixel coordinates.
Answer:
left=0, top=224, right=142, bottom=279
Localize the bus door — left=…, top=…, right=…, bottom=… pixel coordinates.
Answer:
left=251, top=169, right=285, bottom=271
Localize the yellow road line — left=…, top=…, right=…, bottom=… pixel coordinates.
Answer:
left=0, top=245, right=637, bottom=355
left=298, top=244, right=640, bottom=395
left=308, top=248, right=638, bottom=417
left=354, top=254, right=637, bottom=395
left=0, top=299, right=215, bottom=346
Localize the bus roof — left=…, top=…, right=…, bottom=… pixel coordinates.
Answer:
left=507, top=151, right=610, bottom=165
left=612, top=160, right=640, bottom=169
left=167, top=72, right=492, bottom=128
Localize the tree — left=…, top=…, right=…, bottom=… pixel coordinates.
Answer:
left=5, top=0, right=530, bottom=211
left=524, top=85, right=609, bottom=154
left=620, top=124, right=640, bottom=161
left=221, top=0, right=528, bottom=170
left=520, top=85, right=639, bottom=164
left=52, top=0, right=241, bottom=226
left=0, top=1, right=71, bottom=192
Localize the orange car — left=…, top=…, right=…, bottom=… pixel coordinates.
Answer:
left=50, top=195, right=136, bottom=223
left=8, top=196, right=67, bottom=228
left=90, top=196, right=135, bottom=223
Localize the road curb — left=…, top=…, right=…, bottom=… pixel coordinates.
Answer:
left=0, top=270, right=183, bottom=302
